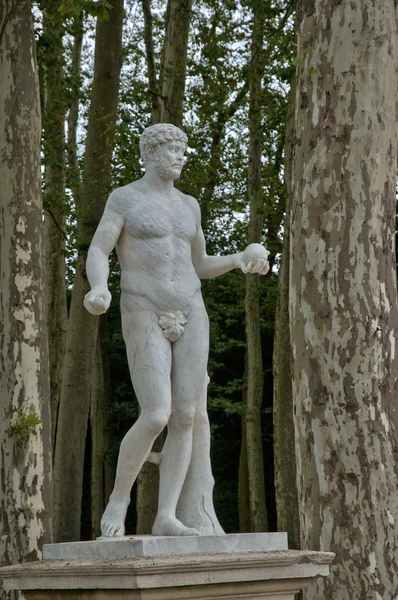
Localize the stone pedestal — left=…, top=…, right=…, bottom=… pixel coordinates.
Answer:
left=0, top=535, right=334, bottom=600
left=44, top=533, right=289, bottom=560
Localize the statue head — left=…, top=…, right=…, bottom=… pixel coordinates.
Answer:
left=140, top=124, right=188, bottom=180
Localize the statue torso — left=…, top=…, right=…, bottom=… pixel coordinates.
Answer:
left=114, top=182, right=202, bottom=315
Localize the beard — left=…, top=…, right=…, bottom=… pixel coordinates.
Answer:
left=153, top=154, right=182, bottom=181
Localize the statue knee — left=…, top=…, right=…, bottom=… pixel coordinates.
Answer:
left=144, top=409, right=170, bottom=436
left=196, top=409, right=209, bottom=427
left=170, top=405, right=196, bottom=431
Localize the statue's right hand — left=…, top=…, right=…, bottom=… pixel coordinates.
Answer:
left=83, top=286, right=112, bottom=316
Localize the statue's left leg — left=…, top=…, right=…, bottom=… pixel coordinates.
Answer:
left=152, top=304, right=209, bottom=536
left=176, top=374, right=225, bottom=535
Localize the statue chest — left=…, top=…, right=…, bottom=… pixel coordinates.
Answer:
left=123, top=199, right=197, bottom=241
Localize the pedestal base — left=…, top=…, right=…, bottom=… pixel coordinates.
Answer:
left=43, top=533, right=288, bottom=560
left=0, top=540, right=334, bottom=600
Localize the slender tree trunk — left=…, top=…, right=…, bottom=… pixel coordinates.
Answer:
left=0, top=2, right=52, bottom=592
left=90, top=316, right=114, bottom=540
left=142, top=0, right=193, bottom=128
left=273, top=75, right=300, bottom=550
left=238, top=375, right=250, bottom=532
left=291, top=2, right=398, bottom=598
left=200, top=81, right=250, bottom=234
left=67, top=11, right=83, bottom=209
left=102, top=321, right=116, bottom=507
left=136, top=459, right=161, bottom=534
left=40, top=0, right=68, bottom=448
left=244, top=2, right=268, bottom=533
left=90, top=339, right=105, bottom=539
left=159, top=0, right=193, bottom=127
left=141, top=0, right=161, bottom=124
left=53, top=0, right=124, bottom=543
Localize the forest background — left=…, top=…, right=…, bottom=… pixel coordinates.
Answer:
left=4, top=1, right=398, bottom=600
left=34, top=0, right=295, bottom=542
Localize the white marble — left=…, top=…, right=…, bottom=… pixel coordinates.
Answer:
left=43, top=533, right=288, bottom=560
left=84, top=124, right=270, bottom=538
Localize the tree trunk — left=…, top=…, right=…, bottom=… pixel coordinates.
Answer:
left=40, top=0, right=68, bottom=448
left=90, top=316, right=114, bottom=540
left=0, top=0, right=52, bottom=585
left=273, top=75, right=300, bottom=550
left=200, top=81, right=250, bottom=234
left=66, top=11, right=83, bottom=209
left=244, top=3, right=268, bottom=533
left=90, top=338, right=105, bottom=539
left=291, top=2, right=398, bottom=597
left=159, top=0, right=193, bottom=127
left=238, top=377, right=250, bottom=532
left=102, top=322, right=116, bottom=508
left=141, top=0, right=161, bottom=124
left=53, top=0, right=124, bottom=543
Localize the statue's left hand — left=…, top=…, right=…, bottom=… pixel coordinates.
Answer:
left=236, top=252, right=270, bottom=275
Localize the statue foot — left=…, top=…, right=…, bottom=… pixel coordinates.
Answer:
left=152, top=515, right=199, bottom=536
left=100, top=496, right=130, bottom=537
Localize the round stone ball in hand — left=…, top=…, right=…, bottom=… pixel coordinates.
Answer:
left=243, top=243, right=269, bottom=267
left=92, top=297, right=106, bottom=311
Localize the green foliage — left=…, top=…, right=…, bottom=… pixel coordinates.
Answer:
left=11, top=410, right=42, bottom=440
left=58, top=0, right=112, bottom=20
left=292, top=56, right=305, bottom=67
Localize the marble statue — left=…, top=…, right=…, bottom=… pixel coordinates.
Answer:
left=84, top=123, right=269, bottom=538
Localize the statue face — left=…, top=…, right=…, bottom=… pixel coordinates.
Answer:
left=151, top=140, right=186, bottom=181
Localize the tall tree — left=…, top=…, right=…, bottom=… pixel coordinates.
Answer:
left=39, top=0, right=68, bottom=446
left=290, top=1, right=398, bottom=597
left=53, top=0, right=124, bottom=543
left=242, top=0, right=268, bottom=533
left=0, top=0, right=52, bottom=590
left=273, top=75, right=300, bottom=549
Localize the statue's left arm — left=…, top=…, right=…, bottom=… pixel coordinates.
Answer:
left=190, top=199, right=269, bottom=279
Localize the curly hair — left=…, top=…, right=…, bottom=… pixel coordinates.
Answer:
left=139, top=124, right=188, bottom=165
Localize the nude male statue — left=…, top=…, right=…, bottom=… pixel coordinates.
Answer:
left=84, top=123, right=269, bottom=538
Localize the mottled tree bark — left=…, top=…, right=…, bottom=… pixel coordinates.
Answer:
left=53, top=0, right=124, bottom=543
left=291, top=2, right=398, bottom=597
left=0, top=0, right=52, bottom=591
left=40, top=0, right=68, bottom=448
left=244, top=2, right=268, bottom=532
left=273, top=76, right=300, bottom=550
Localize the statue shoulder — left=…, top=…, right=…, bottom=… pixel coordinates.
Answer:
left=106, top=182, right=141, bottom=217
left=179, top=191, right=201, bottom=219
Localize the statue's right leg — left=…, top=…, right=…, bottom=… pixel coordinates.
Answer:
left=100, top=311, right=172, bottom=538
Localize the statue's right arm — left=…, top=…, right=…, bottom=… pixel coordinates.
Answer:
left=84, top=192, right=125, bottom=315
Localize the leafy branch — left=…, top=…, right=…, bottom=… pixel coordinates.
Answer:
left=11, top=410, right=41, bottom=440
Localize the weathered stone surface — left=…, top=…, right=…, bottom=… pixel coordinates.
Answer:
left=43, top=533, right=288, bottom=560
left=0, top=549, right=334, bottom=599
